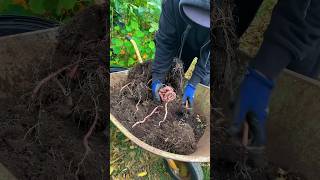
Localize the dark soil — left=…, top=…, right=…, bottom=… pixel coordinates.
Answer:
left=110, top=61, right=207, bottom=155
left=212, top=106, right=306, bottom=180
left=0, top=3, right=108, bottom=180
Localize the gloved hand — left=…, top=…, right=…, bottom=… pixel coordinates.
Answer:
left=182, top=82, right=196, bottom=108
left=227, top=68, right=274, bottom=168
left=151, top=80, right=165, bottom=102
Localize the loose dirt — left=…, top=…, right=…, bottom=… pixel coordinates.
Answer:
left=0, top=3, right=108, bottom=180
left=110, top=61, right=207, bottom=155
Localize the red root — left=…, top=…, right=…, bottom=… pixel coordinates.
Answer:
left=158, top=86, right=176, bottom=125
left=132, top=85, right=176, bottom=128
left=132, top=106, right=163, bottom=128
left=76, top=96, right=99, bottom=176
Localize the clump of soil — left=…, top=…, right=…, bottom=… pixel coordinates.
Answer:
left=110, top=61, right=207, bottom=154
left=0, top=3, right=108, bottom=179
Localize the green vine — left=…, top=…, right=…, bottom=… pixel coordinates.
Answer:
left=111, top=0, right=161, bottom=68
left=0, top=0, right=94, bottom=22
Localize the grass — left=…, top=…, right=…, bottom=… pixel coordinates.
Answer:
left=110, top=123, right=210, bottom=179
left=110, top=123, right=171, bottom=179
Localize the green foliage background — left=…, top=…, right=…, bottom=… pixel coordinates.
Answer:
left=110, top=0, right=161, bottom=68
left=0, top=0, right=94, bottom=22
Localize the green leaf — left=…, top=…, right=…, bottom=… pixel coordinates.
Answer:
left=114, top=26, right=120, bottom=31
left=136, top=30, right=144, bottom=37
left=148, top=27, right=155, bottom=33
left=148, top=42, right=155, bottom=49
left=130, top=21, right=139, bottom=30
left=29, top=0, right=45, bottom=14
left=125, top=26, right=132, bottom=32
left=124, top=41, right=132, bottom=48
left=134, top=38, right=141, bottom=45
left=112, top=38, right=123, bottom=46
left=113, top=46, right=121, bottom=54
left=151, top=22, right=159, bottom=29
left=0, top=0, right=11, bottom=11
left=120, top=29, right=126, bottom=34
left=0, top=4, right=33, bottom=16
left=43, top=0, right=59, bottom=15
left=118, top=60, right=127, bottom=68
left=55, top=0, right=76, bottom=15
left=58, top=0, right=76, bottom=10
left=128, top=58, right=136, bottom=66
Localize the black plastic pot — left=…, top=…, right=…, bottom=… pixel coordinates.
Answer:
left=0, top=15, right=59, bottom=37
left=110, top=67, right=127, bottom=73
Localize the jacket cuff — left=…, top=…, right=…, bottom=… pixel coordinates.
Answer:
left=189, top=73, right=201, bottom=87
left=250, top=40, right=293, bottom=80
left=248, top=67, right=275, bottom=89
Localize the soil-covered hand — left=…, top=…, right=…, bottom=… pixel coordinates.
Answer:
left=182, top=82, right=196, bottom=109
left=151, top=80, right=165, bottom=102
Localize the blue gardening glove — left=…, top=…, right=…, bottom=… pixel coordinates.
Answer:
left=182, top=82, right=196, bottom=108
left=228, top=68, right=274, bottom=147
left=152, top=80, right=165, bottom=102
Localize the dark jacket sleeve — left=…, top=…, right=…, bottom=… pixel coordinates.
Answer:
left=152, top=0, right=180, bottom=82
left=250, top=0, right=320, bottom=79
left=190, top=40, right=211, bottom=86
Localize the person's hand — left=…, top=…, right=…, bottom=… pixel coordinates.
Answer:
left=226, top=68, right=274, bottom=168
left=151, top=80, right=165, bottom=102
left=182, top=82, right=196, bottom=109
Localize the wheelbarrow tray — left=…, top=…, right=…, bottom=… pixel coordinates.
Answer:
left=110, top=70, right=210, bottom=162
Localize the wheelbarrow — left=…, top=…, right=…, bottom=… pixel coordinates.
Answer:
left=110, top=69, right=210, bottom=179
left=110, top=35, right=210, bottom=179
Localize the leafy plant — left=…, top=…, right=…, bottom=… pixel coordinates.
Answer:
left=0, top=0, right=94, bottom=22
left=111, top=0, right=161, bottom=68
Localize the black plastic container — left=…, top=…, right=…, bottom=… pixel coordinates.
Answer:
left=0, top=15, right=58, bottom=37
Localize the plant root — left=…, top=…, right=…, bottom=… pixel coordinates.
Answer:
left=32, top=61, right=80, bottom=99
left=158, top=102, right=168, bottom=126
left=75, top=96, right=99, bottom=176
left=132, top=105, right=163, bottom=128
left=134, top=95, right=141, bottom=116
left=119, top=82, right=133, bottom=95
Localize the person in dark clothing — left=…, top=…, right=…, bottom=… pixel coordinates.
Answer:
left=152, top=0, right=320, bottom=167
left=227, top=0, right=320, bottom=167
left=151, top=0, right=210, bottom=108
